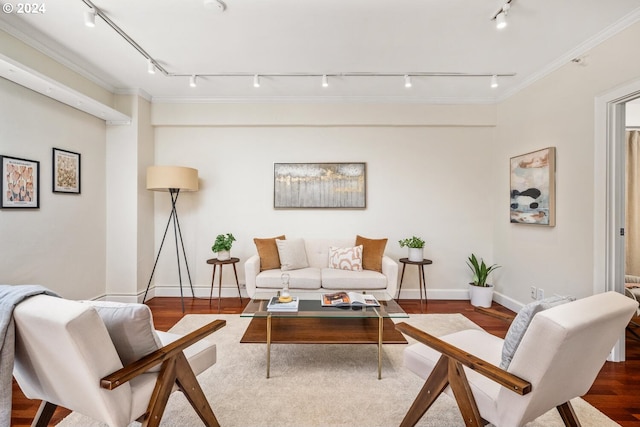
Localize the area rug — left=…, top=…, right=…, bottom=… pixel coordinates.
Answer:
left=58, top=314, right=619, bottom=427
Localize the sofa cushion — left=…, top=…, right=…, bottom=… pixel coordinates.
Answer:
left=500, top=295, right=575, bottom=369
left=80, top=300, right=163, bottom=368
left=321, top=268, right=387, bottom=290
left=355, top=235, right=388, bottom=273
left=254, top=235, right=286, bottom=271
left=255, top=267, right=322, bottom=289
left=276, top=238, right=309, bottom=271
left=328, top=245, right=363, bottom=271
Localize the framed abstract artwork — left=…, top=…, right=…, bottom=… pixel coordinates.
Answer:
left=1, top=155, right=40, bottom=209
left=52, top=148, right=81, bottom=194
left=510, top=147, right=556, bottom=226
left=274, top=162, right=366, bottom=209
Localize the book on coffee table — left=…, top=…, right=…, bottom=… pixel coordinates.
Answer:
left=321, top=291, right=380, bottom=307
left=267, top=296, right=299, bottom=312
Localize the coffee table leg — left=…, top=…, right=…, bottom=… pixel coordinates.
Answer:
left=376, top=309, right=383, bottom=380
left=266, top=313, right=272, bottom=379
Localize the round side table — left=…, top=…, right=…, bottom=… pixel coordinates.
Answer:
left=207, top=257, right=242, bottom=312
left=398, top=258, right=433, bottom=306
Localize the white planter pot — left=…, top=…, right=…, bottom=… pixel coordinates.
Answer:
left=217, top=250, right=231, bottom=261
left=469, top=284, right=494, bottom=308
left=408, top=247, right=424, bottom=262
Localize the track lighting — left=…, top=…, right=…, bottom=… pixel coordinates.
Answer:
left=147, top=58, right=156, bottom=74
left=253, top=74, right=260, bottom=88
left=322, top=75, right=329, bottom=88
left=494, top=2, right=511, bottom=30
left=203, top=0, right=226, bottom=12
left=189, top=75, right=197, bottom=87
left=491, top=75, right=498, bottom=88
left=404, top=75, right=412, bottom=88
left=84, top=8, right=96, bottom=27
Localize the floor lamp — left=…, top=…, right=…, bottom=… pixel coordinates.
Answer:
left=143, top=165, right=199, bottom=312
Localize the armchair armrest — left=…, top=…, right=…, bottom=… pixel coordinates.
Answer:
left=395, top=322, right=530, bottom=395
left=101, top=319, right=226, bottom=390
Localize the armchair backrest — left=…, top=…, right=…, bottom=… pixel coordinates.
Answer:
left=13, top=295, right=132, bottom=427
left=497, top=291, right=637, bottom=426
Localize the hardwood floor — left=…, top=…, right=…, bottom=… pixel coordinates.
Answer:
left=10, top=297, right=640, bottom=426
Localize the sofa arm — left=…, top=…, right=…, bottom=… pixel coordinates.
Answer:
left=381, top=255, right=398, bottom=299
left=244, top=255, right=260, bottom=298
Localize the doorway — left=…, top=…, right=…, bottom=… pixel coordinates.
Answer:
left=595, top=78, right=640, bottom=361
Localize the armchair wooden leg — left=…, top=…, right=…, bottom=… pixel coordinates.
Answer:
left=174, top=352, right=220, bottom=427
left=556, top=401, right=582, bottom=427
left=448, top=359, right=487, bottom=427
left=31, top=401, right=57, bottom=427
left=142, top=357, right=179, bottom=427
left=400, top=355, right=449, bottom=427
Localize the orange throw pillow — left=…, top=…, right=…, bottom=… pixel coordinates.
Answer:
left=254, top=235, right=286, bottom=271
left=355, top=235, right=387, bottom=273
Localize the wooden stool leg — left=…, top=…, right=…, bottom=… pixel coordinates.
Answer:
left=209, top=264, right=217, bottom=305
left=218, top=265, right=223, bottom=312
left=232, top=263, right=242, bottom=301
left=398, top=263, right=407, bottom=299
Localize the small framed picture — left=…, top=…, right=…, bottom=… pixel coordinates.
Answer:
left=1, top=155, right=40, bottom=209
left=52, top=148, right=81, bottom=194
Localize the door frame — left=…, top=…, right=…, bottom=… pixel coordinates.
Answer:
left=595, top=77, right=640, bottom=361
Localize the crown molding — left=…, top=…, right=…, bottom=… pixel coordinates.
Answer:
left=114, top=88, right=153, bottom=102
left=0, top=53, right=131, bottom=124
left=497, top=6, right=640, bottom=102
left=150, top=95, right=498, bottom=105
left=0, top=17, right=119, bottom=94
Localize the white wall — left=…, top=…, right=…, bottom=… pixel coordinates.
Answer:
left=0, top=77, right=107, bottom=299
left=493, top=20, right=640, bottom=306
left=150, top=108, right=497, bottom=299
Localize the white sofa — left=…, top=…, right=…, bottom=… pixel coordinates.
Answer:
left=244, top=238, right=398, bottom=298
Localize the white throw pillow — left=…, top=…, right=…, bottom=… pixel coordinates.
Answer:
left=81, top=300, right=163, bottom=367
left=328, top=246, right=363, bottom=271
left=276, top=238, right=309, bottom=271
left=500, top=295, right=575, bottom=369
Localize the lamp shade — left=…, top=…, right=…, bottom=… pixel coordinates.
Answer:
left=146, top=166, right=199, bottom=192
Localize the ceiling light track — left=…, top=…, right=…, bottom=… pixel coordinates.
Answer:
left=81, top=1, right=515, bottom=87
left=81, top=0, right=169, bottom=76
left=491, top=0, right=514, bottom=29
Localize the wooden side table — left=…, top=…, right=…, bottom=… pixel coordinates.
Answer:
left=398, top=258, right=433, bottom=306
left=207, top=257, right=242, bottom=312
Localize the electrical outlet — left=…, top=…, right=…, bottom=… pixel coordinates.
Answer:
left=530, top=286, right=537, bottom=299
left=537, top=288, right=545, bottom=300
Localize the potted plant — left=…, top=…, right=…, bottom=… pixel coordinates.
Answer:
left=399, top=236, right=425, bottom=262
left=212, top=233, right=236, bottom=261
left=466, top=253, right=500, bottom=307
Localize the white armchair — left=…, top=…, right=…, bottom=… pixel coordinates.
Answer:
left=12, top=295, right=225, bottom=427
left=396, top=291, right=638, bottom=427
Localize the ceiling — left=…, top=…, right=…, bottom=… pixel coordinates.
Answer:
left=1, top=0, right=640, bottom=104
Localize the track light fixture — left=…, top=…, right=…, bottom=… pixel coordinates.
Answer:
left=189, top=75, right=197, bottom=87
left=322, top=75, right=329, bottom=88
left=84, top=8, right=96, bottom=27
left=253, top=74, right=260, bottom=88
left=404, top=75, right=412, bottom=88
left=491, top=75, right=498, bottom=88
left=147, top=58, right=156, bottom=74
left=492, top=0, right=512, bottom=30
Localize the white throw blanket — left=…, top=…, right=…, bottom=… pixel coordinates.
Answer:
left=0, top=285, right=59, bottom=427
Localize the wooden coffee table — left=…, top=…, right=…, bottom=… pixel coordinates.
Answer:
left=240, top=292, right=408, bottom=379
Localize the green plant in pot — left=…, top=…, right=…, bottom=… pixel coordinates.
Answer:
left=466, top=253, right=501, bottom=307
left=399, top=236, right=425, bottom=262
left=212, top=233, right=235, bottom=261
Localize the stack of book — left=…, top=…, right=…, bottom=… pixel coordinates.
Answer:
left=267, top=296, right=299, bottom=312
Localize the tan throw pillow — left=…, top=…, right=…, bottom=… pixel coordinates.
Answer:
left=254, top=235, right=286, bottom=271
left=328, top=246, right=363, bottom=271
left=276, top=238, right=309, bottom=271
left=355, top=235, right=387, bottom=273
